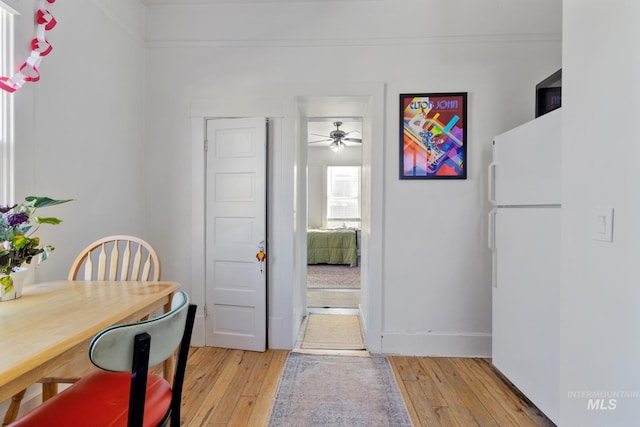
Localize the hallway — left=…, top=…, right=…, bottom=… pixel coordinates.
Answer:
left=307, top=264, right=360, bottom=309
left=303, top=264, right=365, bottom=352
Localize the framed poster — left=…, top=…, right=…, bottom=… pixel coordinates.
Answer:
left=399, top=92, right=467, bottom=179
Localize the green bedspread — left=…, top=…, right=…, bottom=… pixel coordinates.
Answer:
left=307, top=228, right=358, bottom=266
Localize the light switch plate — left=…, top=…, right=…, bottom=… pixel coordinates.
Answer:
left=591, top=207, right=614, bottom=242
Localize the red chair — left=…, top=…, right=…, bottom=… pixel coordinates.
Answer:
left=9, top=291, right=196, bottom=427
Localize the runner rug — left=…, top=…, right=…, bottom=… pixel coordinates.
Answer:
left=268, top=353, right=413, bottom=426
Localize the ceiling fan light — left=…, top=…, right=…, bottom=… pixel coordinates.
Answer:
left=329, top=141, right=340, bottom=152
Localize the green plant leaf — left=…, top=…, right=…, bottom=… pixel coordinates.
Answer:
left=24, top=196, right=73, bottom=208
left=0, top=275, right=13, bottom=293
left=39, top=245, right=54, bottom=263
left=12, top=235, right=28, bottom=249
left=34, top=216, right=63, bottom=225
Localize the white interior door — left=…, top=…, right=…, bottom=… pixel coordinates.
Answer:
left=205, top=117, right=267, bottom=352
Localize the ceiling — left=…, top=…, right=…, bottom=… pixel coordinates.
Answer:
left=298, top=95, right=368, bottom=148
left=307, top=118, right=362, bottom=147
left=140, top=0, right=370, bottom=4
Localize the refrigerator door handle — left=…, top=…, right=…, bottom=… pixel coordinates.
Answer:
left=488, top=162, right=497, bottom=205
left=492, top=250, right=498, bottom=289
left=488, top=208, right=497, bottom=251
left=488, top=208, right=498, bottom=288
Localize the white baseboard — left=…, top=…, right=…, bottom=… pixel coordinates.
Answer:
left=191, top=313, right=293, bottom=350
left=358, top=304, right=368, bottom=347
left=381, top=331, right=491, bottom=357
left=191, top=313, right=205, bottom=347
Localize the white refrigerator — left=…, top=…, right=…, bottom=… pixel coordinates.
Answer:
left=488, top=108, right=561, bottom=424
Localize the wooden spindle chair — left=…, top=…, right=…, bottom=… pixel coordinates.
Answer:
left=67, top=235, right=161, bottom=281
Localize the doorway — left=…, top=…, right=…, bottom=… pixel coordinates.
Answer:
left=299, top=117, right=365, bottom=351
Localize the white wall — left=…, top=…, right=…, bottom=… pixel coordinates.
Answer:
left=560, top=1, right=640, bottom=425
left=12, top=0, right=146, bottom=282
left=145, top=0, right=562, bottom=355
left=2, top=0, right=146, bottom=417
left=5, top=0, right=565, bottom=359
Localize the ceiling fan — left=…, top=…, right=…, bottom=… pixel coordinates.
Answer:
left=309, top=121, right=362, bottom=152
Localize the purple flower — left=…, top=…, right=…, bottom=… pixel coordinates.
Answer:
left=7, top=211, right=29, bottom=227
left=0, top=204, right=17, bottom=214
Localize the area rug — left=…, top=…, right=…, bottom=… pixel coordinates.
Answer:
left=302, top=314, right=365, bottom=350
left=307, top=290, right=360, bottom=309
left=307, top=265, right=360, bottom=289
left=268, top=353, right=413, bottom=426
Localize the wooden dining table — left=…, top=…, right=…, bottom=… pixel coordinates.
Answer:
left=0, top=280, right=179, bottom=403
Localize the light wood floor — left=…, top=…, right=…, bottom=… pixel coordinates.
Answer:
left=177, top=347, right=555, bottom=427
left=390, top=356, right=556, bottom=427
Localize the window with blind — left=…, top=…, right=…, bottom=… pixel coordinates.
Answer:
left=0, top=2, right=15, bottom=205
left=326, top=166, right=361, bottom=229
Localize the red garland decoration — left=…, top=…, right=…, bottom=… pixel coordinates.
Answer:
left=0, top=0, right=57, bottom=93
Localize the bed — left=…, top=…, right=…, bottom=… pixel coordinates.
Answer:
left=307, top=228, right=358, bottom=266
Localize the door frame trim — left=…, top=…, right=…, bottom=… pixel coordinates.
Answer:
left=294, top=87, right=385, bottom=354
left=190, top=117, right=207, bottom=346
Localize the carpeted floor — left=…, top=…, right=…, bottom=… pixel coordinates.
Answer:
left=268, top=352, right=413, bottom=426
left=301, top=314, right=365, bottom=350
left=307, top=265, right=360, bottom=289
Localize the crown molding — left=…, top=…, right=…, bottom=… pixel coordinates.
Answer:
left=145, top=32, right=561, bottom=49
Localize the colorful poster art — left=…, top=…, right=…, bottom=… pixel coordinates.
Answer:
left=400, top=93, right=467, bottom=179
